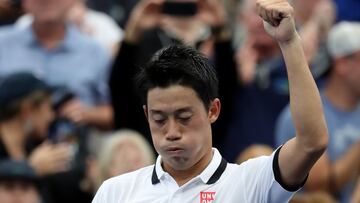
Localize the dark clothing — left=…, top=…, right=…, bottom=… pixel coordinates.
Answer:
left=0, top=137, right=37, bottom=160
left=222, top=57, right=290, bottom=161
left=334, top=0, right=360, bottom=22
left=110, top=41, right=152, bottom=143
left=215, top=42, right=291, bottom=161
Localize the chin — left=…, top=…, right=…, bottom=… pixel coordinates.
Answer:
left=165, top=157, right=192, bottom=170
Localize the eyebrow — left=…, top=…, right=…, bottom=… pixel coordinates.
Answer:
left=149, top=107, right=193, bottom=115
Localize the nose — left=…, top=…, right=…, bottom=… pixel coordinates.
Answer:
left=165, top=119, right=182, bottom=141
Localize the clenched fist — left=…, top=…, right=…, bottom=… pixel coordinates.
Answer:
left=256, top=0, right=298, bottom=43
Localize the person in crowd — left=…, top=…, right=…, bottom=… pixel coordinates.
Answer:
left=0, top=72, right=72, bottom=176
left=0, top=160, right=42, bottom=203
left=67, top=0, right=124, bottom=56
left=93, top=0, right=329, bottom=201
left=0, top=0, right=113, bottom=130
left=16, top=0, right=124, bottom=56
left=0, top=72, right=90, bottom=203
left=276, top=22, right=360, bottom=203
left=81, top=129, right=154, bottom=197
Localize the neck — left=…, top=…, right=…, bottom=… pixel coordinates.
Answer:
left=0, top=120, right=27, bottom=160
left=324, top=76, right=359, bottom=111
left=32, top=20, right=67, bottom=50
left=163, top=148, right=213, bottom=187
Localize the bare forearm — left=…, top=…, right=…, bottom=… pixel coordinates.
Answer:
left=277, top=35, right=328, bottom=186
left=85, top=105, right=114, bottom=130
left=280, top=35, right=328, bottom=151
left=332, top=142, right=360, bottom=193
left=305, top=143, right=360, bottom=194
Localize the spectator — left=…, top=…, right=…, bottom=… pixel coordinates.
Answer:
left=16, top=0, right=124, bottom=56
left=276, top=22, right=360, bottom=203
left=82, top=129, right=154, bottom=196
left=0, top=72, right=68, bottom=171
left=0, top=160, right=42, bottom=203
left=0, top=0, right=113, bottom=130
left=221, top=0, right=289, bottom=161
left=0, top=72, right=89, bottom=203
left=67, top=0, right=124, bottom=56
left=292, top=0, right=335, bottom=77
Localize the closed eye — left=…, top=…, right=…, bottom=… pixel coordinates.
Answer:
left=178, top=116, right=191, bottom=124
left=154, top=118, right=166, bottom=125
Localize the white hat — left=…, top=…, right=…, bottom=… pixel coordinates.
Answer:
left=327, top=21, right=360, bottom=58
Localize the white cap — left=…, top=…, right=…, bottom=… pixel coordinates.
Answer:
left=327, top=21, right=360, bottom=58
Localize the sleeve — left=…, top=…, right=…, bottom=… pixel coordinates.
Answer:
left=274, top=104, right=296, bottom=147
left=241, top=147, right=305, bottom=203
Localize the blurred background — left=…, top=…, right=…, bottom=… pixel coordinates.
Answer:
left=0, top=0, right=360, bottom=202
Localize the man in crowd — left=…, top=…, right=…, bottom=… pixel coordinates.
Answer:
left=0, top=0, right=113, bottom=130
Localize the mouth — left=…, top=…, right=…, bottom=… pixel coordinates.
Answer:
left=165, top=147, right=185, bottom=155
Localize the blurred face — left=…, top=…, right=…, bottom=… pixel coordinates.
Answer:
left=342, top=51, right=360, bottom=97
left=292, top=0, right=320, bottom=15
left=109, top=140, right=148, bottom=176
left=23, top=0, right=76, bottom=23
left=29, top=97, right=54, bottom=138
left=0, top=181, right=40, bottom=203
left=239, top=0, right=278, bottom=60
left=146, top=85, right=219, bottom=171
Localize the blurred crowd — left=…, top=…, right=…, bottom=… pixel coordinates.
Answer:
left=0, top=0, right=360, bottom=202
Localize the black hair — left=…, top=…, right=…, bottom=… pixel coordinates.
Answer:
left=136, top=45, right=219, bottom=110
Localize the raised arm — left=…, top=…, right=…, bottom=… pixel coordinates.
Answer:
left=256, top=0, right=328, bottom=187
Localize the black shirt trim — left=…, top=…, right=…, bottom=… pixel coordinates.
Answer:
left=272, top=146, right=308, bottom=192
left=151, top=166, right=160, bottom=185
left=206, top=158, right=227, bottom=184
left=151, top=157, right=228, bottom=185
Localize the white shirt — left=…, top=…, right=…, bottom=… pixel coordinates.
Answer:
left=92, top=148, right=302, bottom=203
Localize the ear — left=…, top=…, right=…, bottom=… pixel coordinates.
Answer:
left=208, top=98, right=221, bottom=124
left=143, top=105, right=148, bottom=120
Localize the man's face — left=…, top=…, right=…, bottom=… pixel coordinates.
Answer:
left=146, top=85, right=219, bottom=171
left=0, top=181, right=40, bottom=203
left=23, top=0, right=76, bottom=23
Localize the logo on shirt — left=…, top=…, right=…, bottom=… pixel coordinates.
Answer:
left=200, top=191, right=216, bottom=203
